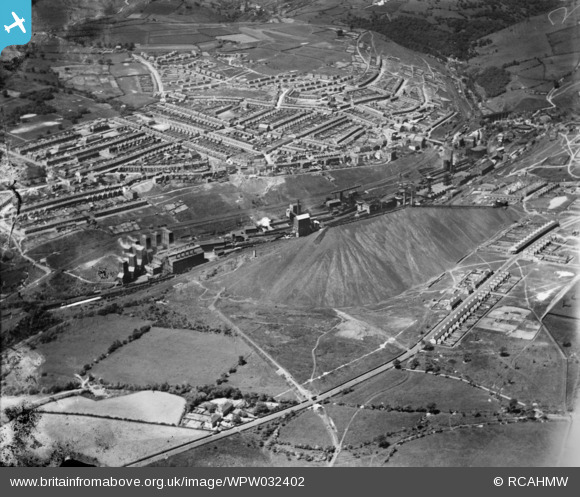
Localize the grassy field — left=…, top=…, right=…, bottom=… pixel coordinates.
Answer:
left=437, top=325, right=567, bottom=410
left=387, top=421, right=570, bottom=467
left=338, top=368, right=503, bottom=413
left=41, top=391, right=186, bottom=424
left=148, top=431, right=270, bottom=467
left=216, top=301, right=341, bottom=385
left=277, top=409, right=333, bottom=448
left=221, top=350, right=297, bottom=400
left=326, top=404, right=423, bottom=446
left=36, top=315, right=151, bottom=387
left=31, top=412, right=207, bottom=466
left=26, top=229, right=121, bottom=271
left=545, top=280, right=580, bottom=320
left=126, top=282, right=298, bottom=398
left=504, top=262, right=578, bottom=318
left=90, top=326, right=255, bottom=388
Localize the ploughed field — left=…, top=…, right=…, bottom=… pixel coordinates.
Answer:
left=219, top=207, right=520, bottom=307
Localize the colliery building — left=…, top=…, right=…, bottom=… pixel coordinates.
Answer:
left=117, top=228, right=204, bottom=282
left=163, top=242, right=205, bottom=274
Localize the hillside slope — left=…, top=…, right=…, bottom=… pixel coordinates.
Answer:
left=220, top=207, right=520, bottom=307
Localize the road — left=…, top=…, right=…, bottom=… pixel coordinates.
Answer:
left=276, top=88, right=291, bottom=109
left=356, top=31, right=371, bottom=78
left=133, top=54, right=164, bottom=96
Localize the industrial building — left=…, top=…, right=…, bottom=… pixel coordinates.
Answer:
left=116, top=227, right=204, bottom=281
left=163, top=242, right=205, bottom=273
left=294, top=213, right=312, bottom=237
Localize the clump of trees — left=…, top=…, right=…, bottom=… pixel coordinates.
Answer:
left=375, top=434, right=390, bottom=449
left=1, top=403, right=40, bottom=466
left=1, top=302, right=61, bottom=349
left=345, top=0, right=559, bottom=60
left=474, top=66, right=511, bottom=98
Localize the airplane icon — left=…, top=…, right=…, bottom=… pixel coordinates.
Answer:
left=4, top=12, right=26, bottom=34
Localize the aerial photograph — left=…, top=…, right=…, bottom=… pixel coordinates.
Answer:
left=0, top=0, right=579, bottom=468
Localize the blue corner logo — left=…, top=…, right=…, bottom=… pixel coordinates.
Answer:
left=0, top=0, right=32, bottom=55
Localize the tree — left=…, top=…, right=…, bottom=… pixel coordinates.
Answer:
left=1, top=404, right=41, bottom=465
left=507, top=398, right=519, bottom=413
left=107, top=339, right=122, bottom=354
left=375, top=434, right=390, bottom=449
left=237, top=355, right=247, bottom=366
left=254, top=402, right=269, bottom=416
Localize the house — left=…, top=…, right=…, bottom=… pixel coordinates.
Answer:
left=219, top=401, right=234, bottom=416
left=210, top=413, right=222, bottom=427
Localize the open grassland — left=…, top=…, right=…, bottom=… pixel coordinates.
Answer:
left=344, top=292, right=444, bottom=350
left=148, top=425, right=328, bottom=467
left=26, top=271, right=106, bottom=301
left=506, top=262, right=578, bottom=318
left=544, top=313, right=580, bottom=409
left=326, top=405, right=423, bottom=446
left=224, top=352, right=297, bottom=400
left=308, top=341, right=405, bottom=394
left=36, top=315, right=151, bottom=387
left=216, top=291, right=407, bottom=393
left=91, top=327, right=252, bottom=387
left=26, top=229, right=120, bottom=271
left=436, top=326, right=567, bottom=410
left=339, top=369, right=504, bottom=413
left=32, top=413, right=207, bottom=467
left=162, top=280, right=298, bottom=398
left=148, top=431, right=270, bottom=467
left=277, top=409, right=333, bottom=448
left=215, top=301, right=341, bottom=385
left=545, top=314, right=579, bottom=352
left=216, top=208, right=520, bottom=307
left=386, top=421, right=570, bottom=467
left=545, top=280, right=580, bottom=320
left=41, top=391, right=186, bottom=425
